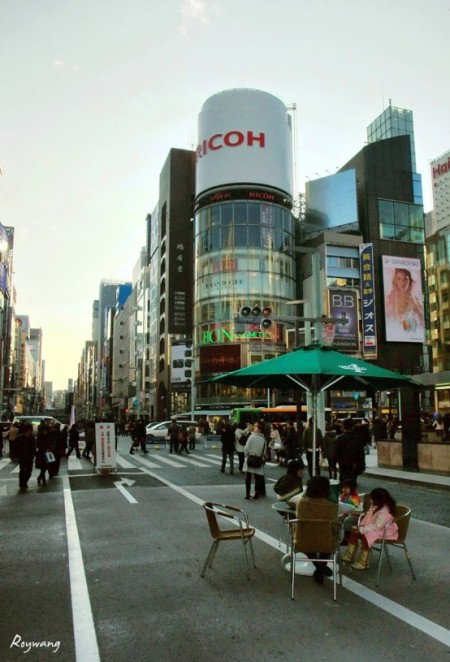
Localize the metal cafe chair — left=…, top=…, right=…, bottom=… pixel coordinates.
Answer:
left=371, top=504, right=416, bottom=586
left=288, top=517, right=342, bottom=600
left=201, top=502, right=256, bottom=580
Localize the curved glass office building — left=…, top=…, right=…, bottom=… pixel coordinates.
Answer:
left=194, top=89, right=296, bottom=406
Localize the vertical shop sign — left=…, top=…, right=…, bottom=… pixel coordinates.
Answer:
left=359, top=244, right=377, bottom=357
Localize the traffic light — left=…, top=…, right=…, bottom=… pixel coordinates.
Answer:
left=237, top=305, right=272, bottom=330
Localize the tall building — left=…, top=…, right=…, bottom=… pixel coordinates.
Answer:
left=424, top=148, right=450, bottom=411
left=193, top=89, right=297, bottom=411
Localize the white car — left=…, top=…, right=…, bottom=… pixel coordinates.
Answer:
left=145, top=420, right=202, bottom=443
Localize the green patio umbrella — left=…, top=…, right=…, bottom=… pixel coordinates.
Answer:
left=211, top=344, right=420, bottom=474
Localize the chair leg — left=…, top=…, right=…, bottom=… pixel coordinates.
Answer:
left=402, top=543, right=417, bottom=580
left=290, top=547, right=296, bottom=600
left=201, top=540, right=219, bottom=577
left=247, top=537, right=256, bottom=570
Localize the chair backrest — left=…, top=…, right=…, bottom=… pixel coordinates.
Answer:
left=294, top=518, right=339, bottom=555
left=203, top=502, right=224, bottom=539
left=362, top=492, right=372, bottom=512
left=393, top=505, right=412, bottom=543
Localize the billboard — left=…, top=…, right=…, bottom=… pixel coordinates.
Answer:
left=199, top=344, right=241, bottom=374
left=171, top=342, right=192, bottom=385
left=328, top=289, right=359, bottom=351
left=196, top=89, right=293, bottom=197
left=382, top=255, right=425, bottom=343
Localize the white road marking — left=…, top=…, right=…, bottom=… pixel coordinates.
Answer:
left=113, top=477, right=138, bottom=504
left=137, top=465, right=450, bottom=649
left=63, top=475, right=100, bottom=662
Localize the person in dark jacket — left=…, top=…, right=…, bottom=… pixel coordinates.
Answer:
left=273, top=459, right=305, bottom=502
left=333, top=418, right=366, bottom=486
left=281, top=421, right=300, bottom=466
left=36, top=423, right=52, bottom=486
left=66, top=423, right=81, bottom=458
left=16, top=423, right=36, bottom=492
left=220, top=421, right=235, bottom=474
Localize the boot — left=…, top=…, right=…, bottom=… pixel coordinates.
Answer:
left=341, top=543, right=357, bottom=563
left=351, top=549, right=370, bottom=570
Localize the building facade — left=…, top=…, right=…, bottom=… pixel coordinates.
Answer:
left=193, top=89, right=297, bottom=411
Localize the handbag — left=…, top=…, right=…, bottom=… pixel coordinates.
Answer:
left=44, top=451, right=56, bottom=463
left=247, top=454, right=263, bottom=469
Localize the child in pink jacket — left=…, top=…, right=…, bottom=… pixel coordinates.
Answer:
left=341, top=487, right=398, bottom=570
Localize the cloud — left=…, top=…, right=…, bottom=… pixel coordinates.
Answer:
left=52, top=60, right=80, bottom=73
left=179, top=0, right=209, bottom=34
left=53, top=59, right=66, bottom=69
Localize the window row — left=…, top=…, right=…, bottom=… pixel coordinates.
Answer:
left=196, top=225, right=293, bottom=254
left=196, top=202, right=295, bottom=234
left=196, top=253, right=295, bottom=278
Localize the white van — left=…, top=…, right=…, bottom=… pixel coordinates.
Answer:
left=12, top=415, right=64, bottom=435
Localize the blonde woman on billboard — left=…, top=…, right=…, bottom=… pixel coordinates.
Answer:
left=385, top=268, right=424, bottom=332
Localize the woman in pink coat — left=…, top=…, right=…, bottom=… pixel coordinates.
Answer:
left=341, top=488, right=398, bottom=570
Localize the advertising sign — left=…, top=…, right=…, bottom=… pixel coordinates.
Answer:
left=95, top=422, right=116, bottom=472
left=359, top=244, right=377, bottom=357
left=199, top=344, right=241, bottom=374
left=382, top=255, right=425, bottom=343
left=171, top=341, right=192, bottom=384
left=328, top=289, right=359, bottom=351
left=196, top=89, right=293, bottom=197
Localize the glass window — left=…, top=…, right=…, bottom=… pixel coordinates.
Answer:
left=248, top=203, right=260, bottom=223
left=248, top=226, right=261, bottom=247
left=211, top=207, right=220, bottom=226
left=234, top=203, right=247, bottom=223
left=379, top=200, right=394, bottom=224
left=394, top=225, right=410, bottom=241
left=210, top=227, right=221, bottom=251
left=234, top=225, right=247, bottom=247
left=221, top=205, right=233, bottom=226
left=394, top=203, right=409, bottom=226
left=380, top=224, right=395, bottom=240
left=409, top=204, right=424, bottom=229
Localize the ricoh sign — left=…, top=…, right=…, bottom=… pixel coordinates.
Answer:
left=196, top=89, right=293, bottom=198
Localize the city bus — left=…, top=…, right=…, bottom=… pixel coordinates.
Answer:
left=230, top=405, right=332, bottom=427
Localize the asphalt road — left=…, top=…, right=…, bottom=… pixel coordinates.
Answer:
left=1, top=437, right=449, bottom=662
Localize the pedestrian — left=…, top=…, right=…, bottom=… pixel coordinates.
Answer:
left=15, top=423, right=35, bottom=493
left=273, top=458, right=305, bottom=504
left=341, top=487, right=398, bottom=570
left=302, top=417, right=323, bottom=477
left=269, top=424, right=283, bottom=462
left=8, top=422, right=20, bottom=461
left=47, top=422, right=61, bottom=478
left=167, top=419, right=180, bottom=454
left=177, top=423, right=190, bottom=455
left=321, top=425, right=337, bottom=480
left=82, top=422, right=96, bottom=459
left=35, top=423, right=52, bottom=486
left=187, top=423, right=197, bottom=450
left=135, top=419, right=148, bottom=454
left=220, top=421, right=235, bottom=474
left=333, top=418, right=366, bottom=485
left=243, top=421, right=266, bottom=500
left=66, top=423, right=81, bottom=458
left=234, top=422, right=249, bottom=472
left=281, top=421, right=299, bottom=466
left=295, top=476, right=340, bottom=585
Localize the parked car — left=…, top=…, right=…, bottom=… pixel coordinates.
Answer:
left=146, top=420, right=202, bottom=443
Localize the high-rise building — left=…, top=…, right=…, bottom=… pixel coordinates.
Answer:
left=193, top=89, right=297, bottom=410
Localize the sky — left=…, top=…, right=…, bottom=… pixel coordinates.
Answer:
left=1, top=0, right=449, bottom=390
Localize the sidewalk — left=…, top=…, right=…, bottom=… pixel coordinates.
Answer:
left=363, top=447, right=450, bottom=490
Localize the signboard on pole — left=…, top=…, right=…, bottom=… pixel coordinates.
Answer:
left=95, top=422, right=116, bottom=473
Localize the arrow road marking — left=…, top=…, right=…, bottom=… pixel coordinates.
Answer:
left=113, top=477, right=138, bottom=504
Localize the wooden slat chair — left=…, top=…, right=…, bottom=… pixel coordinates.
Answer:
left=201, top=502, right=256, bottom=580
left=371, top=504, right=416, bottom=586
left=288, top=518, right=342, bottom=600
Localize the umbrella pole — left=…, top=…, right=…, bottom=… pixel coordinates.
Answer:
left=311, top=383, right=318, bottom=477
